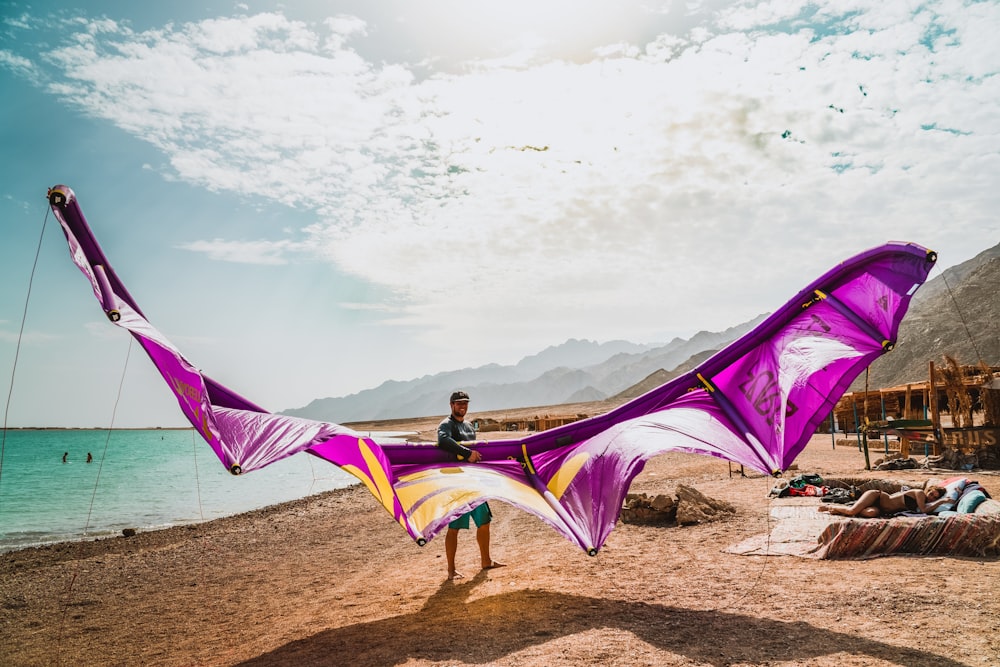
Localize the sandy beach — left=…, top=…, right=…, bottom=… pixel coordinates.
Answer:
left=2, top=430, right=998, bottom=667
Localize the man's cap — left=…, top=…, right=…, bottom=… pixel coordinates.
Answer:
left=450, top=390, right=470, bottom=403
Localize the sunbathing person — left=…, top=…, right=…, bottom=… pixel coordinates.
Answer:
left=817, top=485, right=949, bottom=518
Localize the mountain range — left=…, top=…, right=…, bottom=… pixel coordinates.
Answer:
left=283, top=241, right=1000, bottom=423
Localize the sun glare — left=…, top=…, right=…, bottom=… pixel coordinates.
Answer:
left=401, top=0, right=649, bottom=64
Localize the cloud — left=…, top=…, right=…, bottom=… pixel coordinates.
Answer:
left=0, top=48, right=42, bottom=84
left=0, top=328, right=60, bottom=344
left=82, top=321, right=126, bottom=341
left=177, top=238, right=305, bottom=265
left=9, top=3, right=1000, bottom=359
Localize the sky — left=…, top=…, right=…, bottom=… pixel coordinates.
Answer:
left=1, top=0, right=998, bottom=428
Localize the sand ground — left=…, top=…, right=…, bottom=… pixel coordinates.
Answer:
left=2, top=430, right=998, bottom=667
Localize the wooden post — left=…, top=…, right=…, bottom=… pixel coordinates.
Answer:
left=862, top=368, right=871, bottom=470
left=929, top=361, right=941, bottom=455
left=900, top=384, right=912, bottom=457
left=852, top=399, right=861, bottom=448
left=880, top=390, right=889, bottom=454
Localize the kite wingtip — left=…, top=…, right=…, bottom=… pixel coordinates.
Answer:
left=47, top=185, right=74, bottom=207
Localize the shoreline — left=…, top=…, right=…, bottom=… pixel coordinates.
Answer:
left=0, top=482, right=365, bottom=555
left=0, top=426, right=418, bottom=554
left=1, top=483, right=364, bottom=564
left=4, top=419, right=992, bottom=556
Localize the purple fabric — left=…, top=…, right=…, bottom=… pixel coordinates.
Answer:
left=48, top=184, right=936, bottom=554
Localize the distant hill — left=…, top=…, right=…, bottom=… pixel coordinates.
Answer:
left=283, top=241, right=1000, bottom=423
left=609, top=348, right=718, bottom=402
left=281, top=318, right=766, bottom=422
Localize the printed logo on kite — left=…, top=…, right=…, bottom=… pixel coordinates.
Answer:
left=169, top=376, right=203, bottom=403
left=739, top=370, right=799, bottom=427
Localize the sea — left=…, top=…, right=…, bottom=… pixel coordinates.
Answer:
left=0, top=428, right=408, bottom=552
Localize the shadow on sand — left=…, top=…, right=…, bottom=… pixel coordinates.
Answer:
left=238, top=572, right=966, bottom=666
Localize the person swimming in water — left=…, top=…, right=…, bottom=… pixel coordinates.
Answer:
left=817, top=485, right=950, bottom=518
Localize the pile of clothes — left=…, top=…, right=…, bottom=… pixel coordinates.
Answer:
left=820, top=486, right=860, bottom=504
left=768, top=473, right=830, bottom=498
left=873, top=456, right=919, bottom=471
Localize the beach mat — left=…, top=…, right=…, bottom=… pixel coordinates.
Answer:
left=726, top=505, right=835, bottom=558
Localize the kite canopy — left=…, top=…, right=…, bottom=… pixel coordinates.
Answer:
left=47, top=184, right=936, bottom=555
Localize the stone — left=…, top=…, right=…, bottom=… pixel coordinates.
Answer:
left=675, top=484, right=736, bottom=526
left=621, top=485, right=735, bottom=526
left=650, top=494, right=674, bottom=512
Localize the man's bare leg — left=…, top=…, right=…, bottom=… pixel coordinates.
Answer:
left=818, top=489, right=883, bottom=517
left=478, top=523, right=504, bottom=569
left=445, top=528, right=462, bottom=579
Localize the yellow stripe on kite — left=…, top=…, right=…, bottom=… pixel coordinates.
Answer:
left=358, top=439, right=395, bottom=510
left=546, top=452, right=590, bottom=499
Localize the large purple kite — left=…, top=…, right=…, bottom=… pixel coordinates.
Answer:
left=47, top=185, right=936, bottom=555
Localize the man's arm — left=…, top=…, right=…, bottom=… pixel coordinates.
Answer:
left=437, top=420, right=474, bottom=461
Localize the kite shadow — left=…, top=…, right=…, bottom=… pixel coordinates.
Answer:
left=238, top=572, right=966, bottom=667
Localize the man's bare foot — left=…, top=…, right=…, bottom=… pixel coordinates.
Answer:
left=447, top=570, right=464, bottom=580
left=481, top=561, right=506, bottom=570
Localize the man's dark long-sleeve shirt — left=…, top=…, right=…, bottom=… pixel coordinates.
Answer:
left=437, top=415, right=476, bottom=460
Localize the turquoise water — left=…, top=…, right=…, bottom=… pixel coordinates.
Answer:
left=0, top=428, right=385, bottom=551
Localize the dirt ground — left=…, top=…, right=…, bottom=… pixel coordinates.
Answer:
left=2, top=428, right=999, bottom=667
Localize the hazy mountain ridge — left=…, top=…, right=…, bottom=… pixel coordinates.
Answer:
left=282, top=325, right=763, bottom=422
left=283, top=242, right=1000, bottom=423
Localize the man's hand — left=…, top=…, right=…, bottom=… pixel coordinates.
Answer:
left=468, top=450, right=483, bottom=463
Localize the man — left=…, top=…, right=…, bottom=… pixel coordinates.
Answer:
left=437, top=390, right=505, bottom=579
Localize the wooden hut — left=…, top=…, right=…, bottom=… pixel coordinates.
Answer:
left=833, top=362, right=1000, bottom=464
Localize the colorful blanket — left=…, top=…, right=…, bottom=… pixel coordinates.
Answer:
left=727, top=499, right=1000, bottom=559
